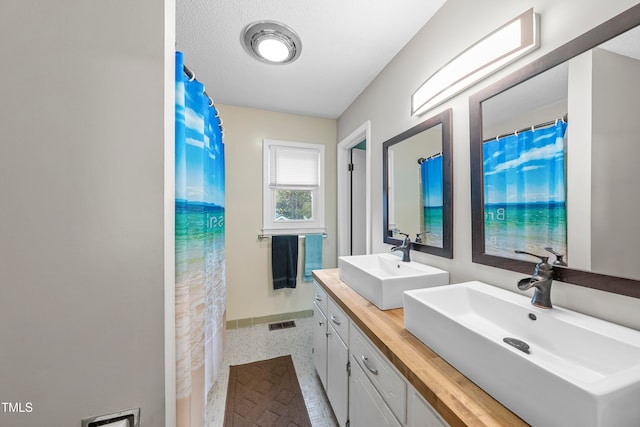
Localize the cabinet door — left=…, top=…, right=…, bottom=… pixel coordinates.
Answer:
left=313, top=302, right=328, bottom=389
left=407, top=384, right=449, bottom=427
left=327, top=324, right=349, bottom=427
left=349, top=355, right=402, bottom=427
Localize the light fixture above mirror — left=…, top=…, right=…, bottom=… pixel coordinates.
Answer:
left=243, top=21, right=302, bottom=65
left=412, top=8, right=539, bottom=117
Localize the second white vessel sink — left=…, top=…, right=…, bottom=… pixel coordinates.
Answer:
left=338, top=253, right=449, bottom=310
left=404, top=281, right=640, bottom=427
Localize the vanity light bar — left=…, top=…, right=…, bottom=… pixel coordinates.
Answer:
left=411, top=8, right=539, bottom=117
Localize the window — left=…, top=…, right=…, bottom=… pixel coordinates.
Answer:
left=263, top=139, right=325, bottom=234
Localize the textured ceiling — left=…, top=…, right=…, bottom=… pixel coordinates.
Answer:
left=176, top=0, right=447, bottom=118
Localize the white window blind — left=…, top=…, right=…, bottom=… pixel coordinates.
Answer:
left=269, top=146, right=320, bottom=188
left=263, top=139, right=325, bottom=234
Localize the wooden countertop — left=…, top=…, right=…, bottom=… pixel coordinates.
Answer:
left=312, top=268, right=529, bottom=427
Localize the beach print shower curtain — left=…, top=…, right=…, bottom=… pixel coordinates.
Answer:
left=420, top=154, right=443, bottom=246
left=483, top=120, right=567, bottom=260
left=175, top=51, right=226, bottom=427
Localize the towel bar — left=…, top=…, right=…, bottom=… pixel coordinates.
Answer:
left=258, top=233, right=327, bottom=240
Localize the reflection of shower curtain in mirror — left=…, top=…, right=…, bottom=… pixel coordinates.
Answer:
left=175, top=51, right=226, bottom=427
left=483, top=121, right=567, bottom=260
left=420, top=155, right=443, bottom=246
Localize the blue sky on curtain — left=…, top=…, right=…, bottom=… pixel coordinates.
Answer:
left=420, top=154, right=443, bottom=246
left=483, top=120, right=567, bottom=261
left=175, top=51, right=225, bottom=427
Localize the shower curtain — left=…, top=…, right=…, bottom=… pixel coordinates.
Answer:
left=483, top=120, right=567, bottom=260
left=175, top=51, right=226, bottom=427
left=420, top=154, right=443, bottom=246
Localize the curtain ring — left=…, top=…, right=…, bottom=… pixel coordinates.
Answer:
left=555, top=119, right=558, bottom=126
left=531, top=125, right=535, bottom=133
left=496, top=135, right=500, bottom=141
left=514, top=129, right=518, bottom=136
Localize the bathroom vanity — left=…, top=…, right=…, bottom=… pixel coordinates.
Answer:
left=312, top=268, right=528, bottom=427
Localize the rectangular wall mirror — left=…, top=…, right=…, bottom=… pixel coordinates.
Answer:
left=383, top=109, right=453, bottom=258
left=469, top=4, right=640, bottom=297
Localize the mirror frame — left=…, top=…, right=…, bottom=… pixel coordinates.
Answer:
left=469, top=4, right=640, bottom=298
left=383, top=109, right=453, bottom=258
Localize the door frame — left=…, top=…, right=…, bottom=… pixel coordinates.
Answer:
left=337, top=121, right=371, bottom=256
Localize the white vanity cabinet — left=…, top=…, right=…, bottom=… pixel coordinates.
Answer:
left=313, top=281, right=350, bottom=427
left=312, top=280, right=447, bottom=427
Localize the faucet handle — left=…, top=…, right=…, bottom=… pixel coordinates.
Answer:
left=415, top=231, right=430, bottom=243
left=396, top=232, right=410, bottom=245
left=544, top=247, right=568, bottom=266
left=514, top=250, right=551, bottom=269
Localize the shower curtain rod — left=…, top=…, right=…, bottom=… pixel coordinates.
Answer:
left=417, top=152, right=442, bottom=164
left=182, top=64, right=224, bottom=135
left=483, top=114, right=568, bottom=143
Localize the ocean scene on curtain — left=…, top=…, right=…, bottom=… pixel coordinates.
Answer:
left=483, top=120, right=567, bottom=261
left=175, top=51, right=225, bottom=427
left=420, top=154, right=443, bottom=247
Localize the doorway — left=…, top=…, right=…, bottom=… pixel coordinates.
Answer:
left=337, top=121, right=371, bottom=256
left=350, top=143, right=366, bottom=255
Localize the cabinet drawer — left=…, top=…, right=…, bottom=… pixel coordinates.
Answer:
left=327, top=298, right=350, bottom=344
left=349, top=354, right=402, bottom=427
left=313, top=280, right=328, bottom=315
left=350, top=323, right=407, bottom=424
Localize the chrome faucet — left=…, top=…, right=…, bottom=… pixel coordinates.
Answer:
left=515, top=250, right=554, bottom=309
left=391, top=232, right=411, bottom=262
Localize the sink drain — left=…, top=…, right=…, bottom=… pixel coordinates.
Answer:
left=503, top=337, right=530, bottom=354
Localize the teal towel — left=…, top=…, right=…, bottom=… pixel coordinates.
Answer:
left=303, top=234, right=323, bottom=282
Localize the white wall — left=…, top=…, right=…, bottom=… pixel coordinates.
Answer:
left=591, top=48, right=640, bottom=279
left=0, top=1, right=169, bottom=426
left=217, top=104, right=337, bottom=322
left=338, top=0, right=640, bottom=330
left=390, top=128, right=441, bottom=238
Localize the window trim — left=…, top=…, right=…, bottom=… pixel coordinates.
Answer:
left=263, top=139, right=325, bottom=235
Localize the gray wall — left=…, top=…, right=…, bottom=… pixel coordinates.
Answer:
left=0, top=1, right=168, bottom=426
left=338, top=0, right=640, bottom=329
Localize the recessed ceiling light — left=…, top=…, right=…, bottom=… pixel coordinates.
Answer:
left=243, top=21, right=302, bottom=65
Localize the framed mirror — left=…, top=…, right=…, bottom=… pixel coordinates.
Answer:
left=470, top=4, right=640, bottom=297
left=383, top=109, right=453, bottom=258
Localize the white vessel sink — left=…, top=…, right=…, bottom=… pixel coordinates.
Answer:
left=403, top=281, right=640, bottom=427
left=337, top=253, right=448, bottom=310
